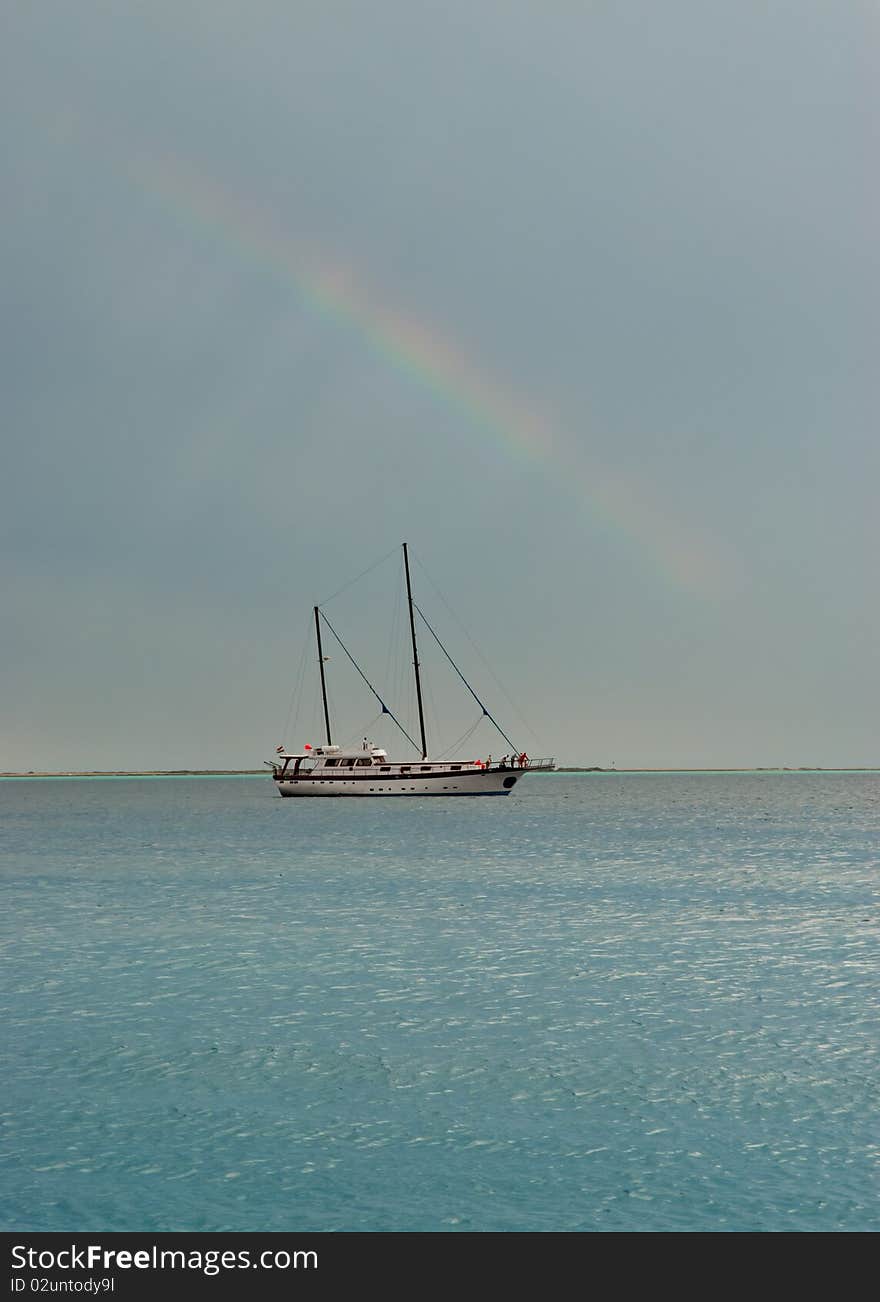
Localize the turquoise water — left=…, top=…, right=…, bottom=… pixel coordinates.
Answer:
left=1, top=773, right=877, bottom=1232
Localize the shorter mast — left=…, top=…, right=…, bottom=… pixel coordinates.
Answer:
left=402, top=543, right=428, bottom=759
left=314, top=606, right=332, bottom=746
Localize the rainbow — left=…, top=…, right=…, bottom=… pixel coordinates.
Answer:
left=127, top=146, right=729, bottom=594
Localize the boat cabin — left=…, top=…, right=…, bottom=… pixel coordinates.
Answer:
left=274, top=742, right=389, bottom=777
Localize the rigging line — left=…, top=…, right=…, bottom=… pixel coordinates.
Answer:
left=423, top=657, right=442, bottom=759
left=318, top=610, right=421, bottom=754
left=282, top=621, right=314, bottom=745
left=383, top=550, right=405, bottom=691
left=317, top=545, right=401, bottom=608
left=394, top=555, right=411, bottom=741
left=435, top=714, right=485, bottom=760
left=413, top=602, right=518, bottom=753
left=343, top=711, right=384, bottom=749
left=308, top=678, right=323, bottom=749
left=411, top=551, right=541, bottom=745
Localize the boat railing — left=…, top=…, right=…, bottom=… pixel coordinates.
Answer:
left=523, top=757, right=556, bottom=770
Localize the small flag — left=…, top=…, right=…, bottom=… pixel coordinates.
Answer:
left=276, top=745, right=285, bottom=753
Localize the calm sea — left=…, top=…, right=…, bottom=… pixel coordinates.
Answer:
left=1, top=773, right=877, bottom=1233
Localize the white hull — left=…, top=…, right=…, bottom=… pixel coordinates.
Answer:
left=275, top=765, right=530, bottom=797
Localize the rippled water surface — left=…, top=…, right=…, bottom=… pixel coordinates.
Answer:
left=1, top=773, right=878, bottom=1232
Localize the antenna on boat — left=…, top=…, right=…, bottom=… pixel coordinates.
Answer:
left=314, top=605, right=332, bottom=746
left=402, top=543, right=428, bottom=759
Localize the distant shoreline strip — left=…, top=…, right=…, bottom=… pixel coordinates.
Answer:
left=2, top=769, right=878, bottom=779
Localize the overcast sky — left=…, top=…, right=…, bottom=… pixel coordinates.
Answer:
left=2, top=1, right=877, bottom=769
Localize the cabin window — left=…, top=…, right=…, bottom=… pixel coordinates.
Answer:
left=451, top=765, right=461, bottom=771
left=324, top=758, right=339, bottom=767
left=421, top=766, right=431, bottom=771
left=356, top=757, right=372, bottom=767
left=340, top=758, right=355, bottom=767
left=380, top=766, right=390, bottom=772
left=400, top=766, right=411, bottom=772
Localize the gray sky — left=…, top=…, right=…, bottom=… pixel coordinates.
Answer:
left=2, top=1, right=877, bottom=769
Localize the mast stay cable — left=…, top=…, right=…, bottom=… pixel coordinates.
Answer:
left=413, top=602, right=518, bottom=754
left=317, top=546, right=400, bottom=607
left=412, top=551, right=541, bottom=745
left=317, top=609, right=421, bottom=755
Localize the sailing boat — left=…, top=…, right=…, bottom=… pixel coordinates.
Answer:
left=270, top=544, right=554, bottom=797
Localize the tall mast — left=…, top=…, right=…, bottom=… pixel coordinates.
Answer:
left=314, top=606, right=332, bottom=747
left=402, top=543, right=428, bottom=759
